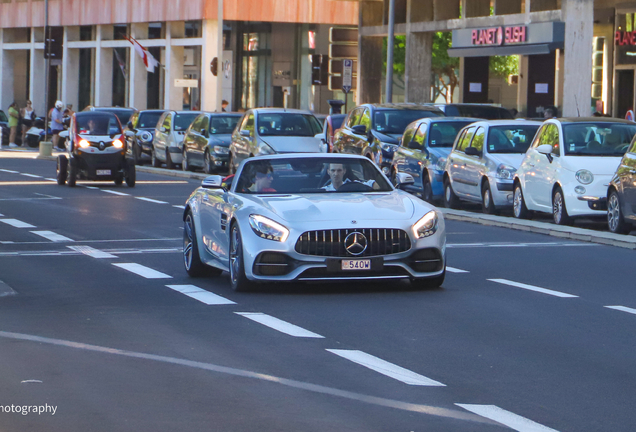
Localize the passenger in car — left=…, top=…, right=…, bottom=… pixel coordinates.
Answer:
left=248, top=165, right=276, bottom=193
left=322, top=163, right=378, bottom=191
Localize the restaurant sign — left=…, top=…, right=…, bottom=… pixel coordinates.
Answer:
left=472, top=26, right=527, bottom=46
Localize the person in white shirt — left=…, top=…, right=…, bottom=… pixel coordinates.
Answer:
left=321, top=163, right=378, bottom=191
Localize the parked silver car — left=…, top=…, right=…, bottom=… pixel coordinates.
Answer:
left=443, top=120, right=541, bottom=213
left=152, top=110, right=202, bottom=169
left=228, top=108, right=325, bottom=173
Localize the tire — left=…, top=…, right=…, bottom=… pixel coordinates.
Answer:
left=204, top=150, right=214, bottom=174
left=151, top=148, right=161, bottom=168
left=229, top=223, right=253, bottom=292
left=513, top=183, right=530, bottom=219
left=481, top=180, right=496, bottom=214
left=182, top=150, right=193, bottom=172
left=552, top=187, right=573, bottom=226
left=165, top=150, right=175, bottom=169
left=412, top=268, right=446, bottom=290
left=421, top=172, right=433, bottom=203
left=608, top=190, right=632, bottom=234
left=183, top=211, right=222, bottom=277
left=56, top=155, right=68, bottom=185
left=132, top=142, right=141, bottom=165
left=443, top=178, right=460, bottom=209
left=67, top=158, right=77, bottom=187
left=229, top=153, right=236, bottom=175
left=125, top=158, right=136, bottom=187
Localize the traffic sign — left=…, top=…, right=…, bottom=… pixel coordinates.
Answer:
left=342, top=59, right=353, bottom=94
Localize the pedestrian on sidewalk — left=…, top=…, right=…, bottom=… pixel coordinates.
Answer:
left=51, top=100, right=65, bottom=151
left=20, top=100, right=35, bottom=144
left=8, top=102, right=19, bottom=148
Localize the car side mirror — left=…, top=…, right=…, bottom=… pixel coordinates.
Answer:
left=127, top=121, right=134, bottom=130
left=240, top=129, right=251, bottom=137
left=394, top=172, right=415, bottom=189
left=465, top=147, right=480, bottom=156
left=201, top=175, right=225, bottom=189
left=160, top=126, right=167, bottom=133
left=314, top=132, right=325, bottom=142
left=351, top=125, right=367, bottom=135
left=407, top=140, right=421, bottom=150
left=58, top=130, right=69, bottom=139
left=536, top=144, right=553, bottom=155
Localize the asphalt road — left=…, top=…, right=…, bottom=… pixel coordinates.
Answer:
left=1, top=152, right=635, bottom=431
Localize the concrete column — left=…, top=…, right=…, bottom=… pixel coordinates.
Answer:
left=358, top=37, right=383, bottom=104
left=404, top=32, right=432, bottom=103
left=530, top=0, right=557, bottom=12
left=561, top=0, right=593, bottom=117
left=164, top=22, right=185, bottom=110
left=554, top=49, right=564, bottom=113
left=361, top=1, right=384, bottom=26
left=31, top=50, right=46, bottom=115
left=62, top=27, right=80, bottom=111
left=1, top=50, right=15, bottom=112
left=200, top=19, right=222, bottom=112
left=94, top=25, right=113, bottom=107
left=517, top=55, right=529, bottom=115
left=434, top=0, right=459, bottom=21
left=129, top=23, right=148, bottom=111
left=462, top=0, right=490, bottom=18
left=408, top=0, right=433, bottom=22
left=494, top=0, right=522, bottom=15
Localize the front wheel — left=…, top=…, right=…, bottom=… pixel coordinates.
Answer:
left=151, top=148, right=161, bottom=168
left=204, top=150, right=214, bottom=174
left=229, top=224, right=253, bottom=292
left=513, top=184, right=530, bottom=219
left=165, top=150, right=175, bottom=169
left=421, top=173, right=434, bottom=203
left=67, top=158, right=77, bottom=187
left=229, top=153, right=236, bottom=175
left=443, top=179, right=460, bottom=209
left=481, top=181, right=496, bottom=214
left=608, top=190, right=632, bottom=234
left=182, top=150, right=193, bottom=172
left=552, top=187, right=573, bottom=226
left=125, top=158, right=136, bottom=187
left=56, top=155, right=68, bottom=185
left=183, top=211, right=221, bottom=277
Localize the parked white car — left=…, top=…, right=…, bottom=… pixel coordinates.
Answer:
left=443, top=120, right=541, bottom=213
left=152, top=111, right=202, bottom=169
left=512, top=118, right=636, bottom=224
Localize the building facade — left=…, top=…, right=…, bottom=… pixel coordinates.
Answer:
left=0, top=0, right=358, bottom=116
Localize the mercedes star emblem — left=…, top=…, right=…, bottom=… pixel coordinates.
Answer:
left=344, top=232, right=368, bottom=256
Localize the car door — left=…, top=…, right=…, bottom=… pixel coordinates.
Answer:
left=195, top=116, right=210, bottom=165
left=393, top=122, right=418, bottom=178
left=356, top=108, right=373, bottom=156
left=198, top=187, right=231, bottom=262
left=409, top=123, right=430, bottom=186
left=525, top=123, right=559, bottom=210
left=156, top=113, right=172, bottom=161
left=236, top=112, right=255, bottom=163
left=126, top=112, right=138, bottom=152
left=448, top=126, right=476, bottom=196
left=463, top=126, right=486, bottom=200
left=617, top=141, right=636, bottom=218
left=184, top=116, right=204, bottom=167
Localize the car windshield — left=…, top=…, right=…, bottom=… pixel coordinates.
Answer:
left=428, top=121, right=474, bottom=147
left=235, top=157, right=393, bottom=194
left=256, top=113, right=323, bottom=137
left=562, top=123, right=636, bottom=156
left=77, top=115, right=122, bottom=136
left=174, top=113, right=199, bottom=131
left=138, top=112, right=163, bottom=129
left=210, top=116, right=240, bottom=134
left=487, top=125, right=540, bottom=153
left=0, top=111, right=7, bottom=122
left=374, top=110, right=443, bottom=134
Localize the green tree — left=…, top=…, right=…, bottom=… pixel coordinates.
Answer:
left=489, top=55, right=519, bottom=78
left=432, top=32, right=459, bottom=102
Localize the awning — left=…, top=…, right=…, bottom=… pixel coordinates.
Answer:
left=448, top=43, right=563, bottom=58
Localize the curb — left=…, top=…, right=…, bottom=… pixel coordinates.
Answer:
left=0, top=280, right=16, bottom=298
left=440, top=208, right=636, bottom=250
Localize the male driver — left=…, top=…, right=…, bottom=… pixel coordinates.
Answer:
left=322, top=163, right=378, bottom=191
left=51, top=100, right=65, bottom=150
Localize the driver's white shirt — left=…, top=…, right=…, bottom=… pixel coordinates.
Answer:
left=322, top=178, right=375, bottom=191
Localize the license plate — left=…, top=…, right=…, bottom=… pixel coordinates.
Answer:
left=341, top=259, right=371, bottom=270
left=96, top=169, right=111, bottom=175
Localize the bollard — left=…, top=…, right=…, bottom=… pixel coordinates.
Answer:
left=38, top=141, right=53, bottom=159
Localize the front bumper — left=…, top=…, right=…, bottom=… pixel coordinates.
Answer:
left=563, top=178, right=612, bottom=216
left=168, top=146, right=184, bottom=164
left=491, top=177, right=514, bottom=207
left=210, top=153, right=230, bottom=169
left=74, top=149, right=127, bottom=180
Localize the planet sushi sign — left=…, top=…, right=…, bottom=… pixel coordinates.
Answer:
left=471, top=26, right=527, bottom=46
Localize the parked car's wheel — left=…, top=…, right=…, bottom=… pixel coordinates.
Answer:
left=552, top=187, right=573, bottom=225
left=183, top=211, right=222, bottom=277
left=481, top=180, right=496, bottom=214
left=132, top=142, right=142, bottom=165
left=229, top=223, right=253, bottom=292
left=608, top=190, right=632, bottom=234
left=513, top=184, right=530, bottom=219
left=56, top=155, right=68, bottom=185
left=151, top=148, right=161, bottom=168
left=229, top=153, right=236, bottom=174
left=67, top=158, right=77, bottom=187
left=125, top=158, right=136, bottom=187
left=204, top=150, right=214, bottom=174
left=443, top=178, right=460, bottom=209
left=165, top=150, right=175, bottom=169
left=421, top=172, right=433, bottom=203
left=182, top=150, right=193, bottom=172
left=412, top=268, right=445, bottom=290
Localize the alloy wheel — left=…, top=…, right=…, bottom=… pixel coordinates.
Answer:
left=204, top=151, right=211, bottom=174
left=483, top=189, right=491, bottom=209
left=608, top=193, right=621, bottom=232
left=553, top=191, right=564, bottom=224
left=513, top=188, right=523, bottom=218
left=183, top=215, right=194, bottom=271
left=229, top=226, right=240, bottom=285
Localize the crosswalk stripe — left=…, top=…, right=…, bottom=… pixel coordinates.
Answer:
left=447, top=266, right=469, bottom=273
left=166, top=285, right=235, bottom=305
left=20, top=173, right=42, bottom=178
left=605, top=305, right=636, bottom=315
left=488, top=279, right=578, bottom=298
left=455, top=404, right=559, bottom=431
left=0, top=219, right=35, bottom=228
left=112, top=263, right=172, bottom=279
left=0, top=169, right=18, bottom=173
left=102, top=190, right=129, bottom=196
left=236, top=312, right=324, bottom=338
left=135, top=197, right=168, bottom=204
left=67, top=246, right=117, bottom=259
left=327, top=349, right=445, bottom=386
left=30, top=231, right=74, bottom=242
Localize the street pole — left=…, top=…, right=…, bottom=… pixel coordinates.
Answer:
left=385, top=0, right=395, bottom=103
left=44, top=0, right=50, bottom=142
left=217, top=0, right=223, bottom=111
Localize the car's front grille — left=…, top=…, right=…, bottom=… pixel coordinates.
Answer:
left=295, top=228, right=411, bottom=257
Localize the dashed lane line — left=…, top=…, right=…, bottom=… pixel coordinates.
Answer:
left=102, top=190, right=130, bottom=196
left=112, top=263, right=172, bottom=279
left=135, top=197, right=168, bottom=204
left=173, top=205, right=186, bottom=209
left=166, top=285, right=235, bottom=305
left=488, top=279, right=578, bottom=298
left=327, top=349, right=445, bottom=386
left=447, top=242, right=598, bottom=248
left=0, top=247, right=179, bottom=257
left=236, top=312, right=324, bottom=338
left=20, top=173, right=42, bottom=178
left=0, top=219, right=35, bottom=228
left=0, top=169, right=18, bottom=173
left=67, top=245, right=117, bottom=259
left=30, top=231, right=74, bottom=242
left=447, top=267, right=469, bottom=274
left=604, top=305, right=636, bottom=316
left=455, top=404, right=559, bottom=432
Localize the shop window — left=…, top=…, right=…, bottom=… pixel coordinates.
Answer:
left=80, top=26, right=94, bottom=41
left=148, top=22, right=164, bottom=40
left=244, top=33, right=259, bottom=52
left=113, top=24, right=129, bottom=40
left=185, top=21, right=201, bottom=38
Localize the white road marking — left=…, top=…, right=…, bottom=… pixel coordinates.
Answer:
left=166, top=285, right=235, bottom=305
left=20, top=173, right=42, bottom=178
left=327, top=349, right=445, bottom=386
left=112, top=263, right=172, bottom=279
left=455, top=404, right=559, bottom=432
left=135, top=197, right=168, bottom=204
left=67, top=245, right=117, bottom=259
left=102, top=190, right=129, bottom=196
left=0, top=213, right=3, bottom=216
left=84, top=186, right=99, bottom=190
left=605, top=305, right=636, bottom=315
left=0, top=169, right=18, bottom=173
left=488, top=279, right=578, bottom=298
left=447, top=266, right=469, bottom=273
left=236, top=312, right=324, bottom=338
left=30, top=231, right=74, bottom=242
left=173, top=205, right=186, bottom=209
left=0, top=219, right=35, bottom=228
left=447, top=242, right=597, bottom=248
left=44, top=178, right=57, bottom=182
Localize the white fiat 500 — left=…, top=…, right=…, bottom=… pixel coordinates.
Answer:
left=513, top=118, right=636, bottom=225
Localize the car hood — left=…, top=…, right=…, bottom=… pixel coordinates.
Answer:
left=560, top=156, right=622, bottom=175
left=243, top=191, right=417, bottom=223
left=488, top=153, right=526, bottom=169
left=259, top=136, right=322, bottom=153
left=209, top=134, right=232, bottom=147
left=372, top=131, right=401, bottom=145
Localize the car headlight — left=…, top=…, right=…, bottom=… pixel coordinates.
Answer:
left=495, top=164, right=516, bottom=180
left=257, top=143, right=275, bottom=155
left=79, top=139, right=90, bottom=148
left=576, top=169, right=594, bottom=185
left=380, top=142, right=397, bottom=152
left=412, top=210, right=438, bottom=239
left=112, top=139, right=124, bottom=149
left=139, top=131, right=152, bottom=142
left=249, top=215, right=289, bottom=242
left=213, top=145, right=230, bottom=154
